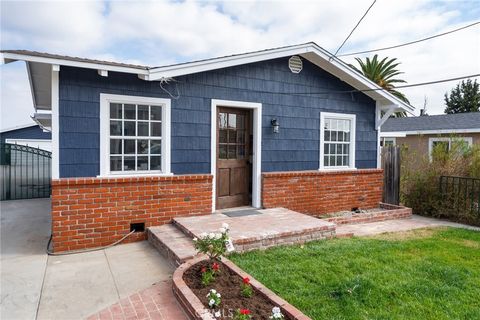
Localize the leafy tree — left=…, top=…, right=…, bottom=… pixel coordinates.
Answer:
left=351, top=54, right=410, bottom=117
left=444, top=79, right=480, bottom=114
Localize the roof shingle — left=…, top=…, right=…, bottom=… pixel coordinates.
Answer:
left=382, top=112, right=480, bottom=132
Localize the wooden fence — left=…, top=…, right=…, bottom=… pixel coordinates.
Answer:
left=381, top=145, right=400, bottom=205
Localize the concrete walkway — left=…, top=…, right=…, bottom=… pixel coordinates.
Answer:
left=336, top=214, right=480, bottom=237
left=0, top=199, right=178, bottom=320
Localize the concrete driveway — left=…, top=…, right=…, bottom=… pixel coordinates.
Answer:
left=1, top=199, right=174, bottom=320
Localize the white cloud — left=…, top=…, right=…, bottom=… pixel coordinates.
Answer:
left=1, top=0, right=479, bottom=129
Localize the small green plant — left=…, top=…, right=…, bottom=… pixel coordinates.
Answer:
left=269, top=307, right=285, bottom=319
left=234, top=309, right=251, bottom=320
left=206, top=289, right=221, bottom=308
left=193, top=223, right=230, bottom=261
left=201, top=262, right=220, bottom=286
left=240, top=277, right=253, bottom=298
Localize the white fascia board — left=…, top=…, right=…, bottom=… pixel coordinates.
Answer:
left=379, top=132, right=407, bottom=138
left=1, top=52, right=149, bottom=76
left=385, top=128, right=480, bottom=136
left=25, top=62, right=37, bottom=107
left=148, top=45, right=311, bottom=80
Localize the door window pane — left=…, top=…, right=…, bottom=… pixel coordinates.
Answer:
left=219, top=129, right=227, bottom=143
left=219, top=113, right=228, bottom=129
left=228, top=114, right=237, bottom=128
left=219, top=145, right=227, bottom=159
left=228, top=130, right=237, bottom=143
left=228, top=145, right=236, bottom=159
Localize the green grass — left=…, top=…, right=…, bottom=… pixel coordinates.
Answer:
left=229, top=228, right=480, bottom=320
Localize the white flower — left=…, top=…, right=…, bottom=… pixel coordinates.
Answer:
left=193, top=237, right=198, bottom=242
left=210, top=289, right=217, bottom=294
left=215, top=233, right=222, bottom=239
left=272, top=307, right=281, bottom=314
left=216, top=293, right=221, bottom=298
left=208, top=232, right=215, bottom=239
left=214, top=310, right=221, bottom=318
left=218, top=227, right=226, bottom=233
left=200, top=232, right=207, bottom=238
left=222, top=223, right=229, bottom=230
left=209, top=299, right=215, bottom=307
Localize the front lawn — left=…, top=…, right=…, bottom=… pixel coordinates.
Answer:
left=229, top=228, right=480, bottom=320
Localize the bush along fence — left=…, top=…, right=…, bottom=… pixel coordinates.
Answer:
left=439, top=175, right=480, bottom=225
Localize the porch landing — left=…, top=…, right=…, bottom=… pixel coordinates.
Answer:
left=148, top=208, right=336, bottom=266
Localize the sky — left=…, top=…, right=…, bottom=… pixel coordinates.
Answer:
left=1, top=0, right=479, bottom=130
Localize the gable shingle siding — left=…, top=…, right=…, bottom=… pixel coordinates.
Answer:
left=58, top=57, right=377, bottom=178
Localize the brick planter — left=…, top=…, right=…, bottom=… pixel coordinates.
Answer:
left=172, top=256, right=311, bottom=320
left=324, top=203, right=412, bottom=225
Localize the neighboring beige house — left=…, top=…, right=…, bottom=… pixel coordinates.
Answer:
left=380, top=112, right=480, bottom=164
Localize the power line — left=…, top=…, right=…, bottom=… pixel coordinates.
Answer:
left=185, top=74, right=480, bottom=97
left=338, top=21, right=480, bottom=57
left=331, top=0, right=377, bottom=59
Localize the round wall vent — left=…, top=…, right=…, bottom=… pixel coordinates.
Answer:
left=288, top=56, right=303, bottom=74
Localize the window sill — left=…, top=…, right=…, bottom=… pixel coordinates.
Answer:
left=318, top=167, right=357, bottom=172
left=97, top=172, right=173, bottom=178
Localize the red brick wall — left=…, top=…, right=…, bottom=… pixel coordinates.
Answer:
left=51, top=175, right=212, bottom=252
left=262, top=169, right=383, bottom=216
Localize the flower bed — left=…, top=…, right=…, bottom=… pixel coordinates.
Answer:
left=321, top=202, right=412, bottom=225
left=173, top=256, right=310, bottom=320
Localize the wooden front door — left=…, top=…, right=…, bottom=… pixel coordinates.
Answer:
left=216, top=107, right=250, bottom=209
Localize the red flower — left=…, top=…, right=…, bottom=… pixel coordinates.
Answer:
left=240, top=309, right=250, bottom=315
left=201, top=267, right=207, bottom=273
left=243, top=277, right=250, bottom=284
left=212, top=262, right=220, bottom=271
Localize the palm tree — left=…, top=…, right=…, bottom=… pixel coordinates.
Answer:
left=351, top=55, right=410, bottom=117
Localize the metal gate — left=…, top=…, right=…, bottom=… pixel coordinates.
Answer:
left=0, top=143, right=52, bottom=200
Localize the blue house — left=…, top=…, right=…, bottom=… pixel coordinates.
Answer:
left=1, top=124, right=51, bottom=151
left=1, top=43, right=413, bottom=251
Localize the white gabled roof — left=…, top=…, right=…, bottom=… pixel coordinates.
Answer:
left=1, top=42, right=414, bottom=113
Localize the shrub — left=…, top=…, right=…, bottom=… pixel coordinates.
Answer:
left=193, top=223, right=230, bottom=261
left=401, top=137, right=480, bottom=226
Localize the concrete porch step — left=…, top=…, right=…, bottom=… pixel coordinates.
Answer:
left=147, top=224, right=198, bottom=267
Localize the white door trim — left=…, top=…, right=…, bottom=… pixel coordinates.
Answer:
left=211, top=99, right=262, bottom=212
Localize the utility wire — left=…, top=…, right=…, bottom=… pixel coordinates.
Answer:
left=338, top=21, right=480, bottom=57
left=185, top=74, right=480, bottom=97
left=331, top=0, right=377, bottom=59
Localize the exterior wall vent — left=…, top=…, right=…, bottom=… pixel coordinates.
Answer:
left=288, top=56, right=303, bottom=74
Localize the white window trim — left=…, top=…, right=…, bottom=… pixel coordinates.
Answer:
left=99, top=93, right=171, bottom=177
left=428, top=137, right=472, bottom=161
left=211, top=99, right=262, bottom=212
left=319, top=112, right=356, bottom=170
left=382, top=137, right=396, bottom=146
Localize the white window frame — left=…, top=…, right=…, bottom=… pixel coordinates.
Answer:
left=428, top=137, right=472, bottom=161
left=381, top=137, right=396, bottom=147
left=99, top=93, right=171, bottom=177
left=319, top=112, right=356, bottom=170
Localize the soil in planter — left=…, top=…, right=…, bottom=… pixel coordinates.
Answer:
left=183, top=260, right=293, bottom=320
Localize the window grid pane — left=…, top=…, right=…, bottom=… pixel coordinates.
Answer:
left=109, top=102, right=163, bottom=172
left=323, top=117, right=352, bottom=168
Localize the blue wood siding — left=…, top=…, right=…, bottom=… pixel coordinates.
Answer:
left=1, top=125, right=51, bottom=143
left=58, top=57, right=377, bottom=178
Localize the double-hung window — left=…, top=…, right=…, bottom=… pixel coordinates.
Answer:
left=100, top=94, right=171, bottom=176
left=320, top=112, right=356, bottom=169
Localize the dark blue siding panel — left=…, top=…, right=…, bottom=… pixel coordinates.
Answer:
left=58, top=57, right=377, bottom=178
left=1, top=125, right=51, bottom=143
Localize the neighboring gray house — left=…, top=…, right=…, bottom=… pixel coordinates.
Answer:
left=380, top=112, right=480, bottom=159
left=0, top=124, right=52, bottom=151
left=1, top=42, right=413, bottom=252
